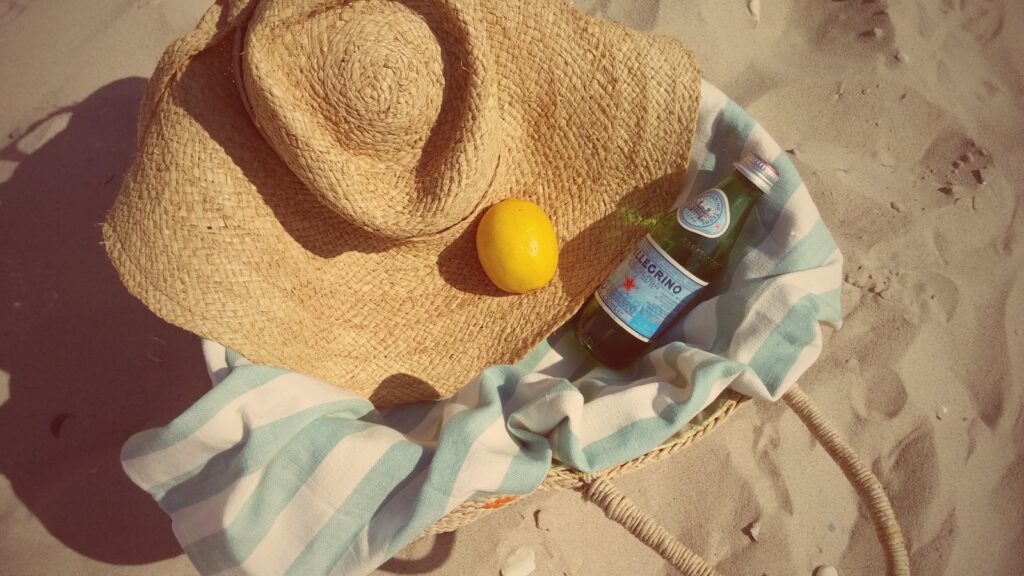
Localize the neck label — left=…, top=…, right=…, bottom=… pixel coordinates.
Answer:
left=678, top=188, right=730, bottom=239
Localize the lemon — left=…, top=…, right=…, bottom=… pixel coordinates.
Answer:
left=476, top=199, right=559, bottom=293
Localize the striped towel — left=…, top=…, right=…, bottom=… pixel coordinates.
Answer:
left=121, top=80, right=842, bottom=575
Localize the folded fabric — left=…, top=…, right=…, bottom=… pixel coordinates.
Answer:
left=121, top=80, right=842, bottom=575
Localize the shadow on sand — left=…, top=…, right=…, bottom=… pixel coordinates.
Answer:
left=0, top=78, right=210, bottom=564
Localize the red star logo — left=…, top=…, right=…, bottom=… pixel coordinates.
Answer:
left=623, top=276, right=637, bottom=294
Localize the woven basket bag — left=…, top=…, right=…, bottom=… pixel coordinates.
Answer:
left=109, top=0, right=910, bottom=572
left=422, top=387, right=910, bottom=576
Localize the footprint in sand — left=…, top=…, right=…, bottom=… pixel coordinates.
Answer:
left=881, top=424, right=941, bottom=543
left=919, top=131, right=994, bottom=199
left=900, top=270, right=961, bottom=325
left=843, top=356, right=909, bottom=420
left=850, top=366, right=908, bottom=420
left=989, top=408, right=1024, bottom=511
left=843, top=263, right=895, bottom=299
left=752, top=414, right=795, bottom=515
left=575, top=0, right=611, bottom=15
left=837, top=422, right=943, bottom=572
left=579, top=0, right=661, bottom=32
left=943, top=0, right=1005, bottom=45
left=909, top=508, right=957, bottom=574
left=0, top=1, right=25, bottom=28
left=800, top=0, right=895, bottom=57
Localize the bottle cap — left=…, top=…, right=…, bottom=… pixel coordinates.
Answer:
left=734, top=152, right=780, bottom=194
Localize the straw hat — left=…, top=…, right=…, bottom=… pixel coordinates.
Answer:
left=104, top=0, right=701, bottom=407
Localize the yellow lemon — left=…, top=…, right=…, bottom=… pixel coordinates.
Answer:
left=476, top=199, right=559, bottom=294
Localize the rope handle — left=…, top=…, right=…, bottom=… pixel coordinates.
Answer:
left=579, top=384, right=910, bottom=576
left=580, top=473, right=723, bottom=575
left=783, top=385, right=910, bottom=575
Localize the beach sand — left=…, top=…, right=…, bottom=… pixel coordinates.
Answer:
left=1, top=0, right=1021, bottom=574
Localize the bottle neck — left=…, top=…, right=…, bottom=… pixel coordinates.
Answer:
left=646, top=170, right=766, bottom=281
left=720, top=172, right=763, bottom=236
left=696, top=172, right=763, bottom=268
left=727, top=170, right=764, bottom=202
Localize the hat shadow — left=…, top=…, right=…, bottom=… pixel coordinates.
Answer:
left=435, top=213, right=509, bottom=297
left=370, top=373, right=442, bottom=408
left=558, top=173, right=683, bottom=299
left=0, top=78, right=210, bottom=564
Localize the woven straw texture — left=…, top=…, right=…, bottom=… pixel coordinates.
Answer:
left=103, top=0, right=701, bottom=408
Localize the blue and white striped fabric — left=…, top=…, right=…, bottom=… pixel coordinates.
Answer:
left=121, top=81, right=843, bottom=575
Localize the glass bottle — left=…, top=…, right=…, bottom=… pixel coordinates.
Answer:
left=574, top=152, right=780, bottom=368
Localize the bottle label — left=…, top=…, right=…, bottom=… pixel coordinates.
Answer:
left=594, top=234, right=709, bottom=342
left=678, top=188, right=730, bottom=239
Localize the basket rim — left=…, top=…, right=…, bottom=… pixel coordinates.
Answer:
left=420, top=389, right=748, bottom=536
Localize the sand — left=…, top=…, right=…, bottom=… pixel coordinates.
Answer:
left=1, top=0, right=1021, bottom=574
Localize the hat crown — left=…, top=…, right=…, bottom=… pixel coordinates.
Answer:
left=242, top=0, right=499, bottom=240
left=326, top=7, right=445, bottom=157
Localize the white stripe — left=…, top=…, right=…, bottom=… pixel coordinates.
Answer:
left=726, top=291, right=798, bottom=363
left=404, top=356, right=515, bottom=445
left=579, top=345, right=716, bottom=446
left=123, top=372, right=357, bottom=491
left=727, top=327, right=824, bottom=402
left=782, top=251, right=844, bottom=295
left=401, top=402, right=447, bottom=446
left=171, top=468, right=267, bottom=547
left=332, top=532, right=376, bottom=576
left=510, top=393, right=584, bottom=460
left=579, top=346, right=737, bottom=450
left=725, top=258, right=842, bottom=366
left=572, top=349, right=676, bottom=445
left=216, top=426, right=404, bottom=576
left=760, top=184, right=820, bottom=252
left=202, top=340, right=231, bottom=387
left=506, top=371, right=564, bottom=410
left=753, top=249, right=843, bottom=298
left=443, top=413, right=522, bottom=512
left=440, top=374, right=483, bottom=424
left=334, top=373, right=565, bottom=575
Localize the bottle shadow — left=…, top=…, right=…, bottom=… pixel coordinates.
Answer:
left=0, top=78, right=210, bottom=564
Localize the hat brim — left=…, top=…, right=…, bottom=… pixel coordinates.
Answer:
left=104, top=0, right=700, bottom=407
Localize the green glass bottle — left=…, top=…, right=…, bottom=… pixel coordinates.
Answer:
left=574, top=152, right=780, bottom=368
